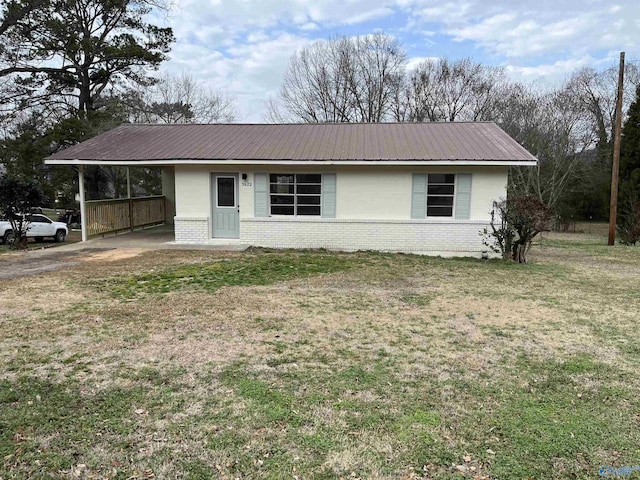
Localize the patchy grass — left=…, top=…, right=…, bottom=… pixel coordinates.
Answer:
left=103, top=250, right=363, bottom=298
left=1, top=233, right=639, bottom=479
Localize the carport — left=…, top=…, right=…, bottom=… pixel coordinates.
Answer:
left=42, top=159, right=176, bottom=242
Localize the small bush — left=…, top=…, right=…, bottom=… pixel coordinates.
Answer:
left=616, top=191, right=640, bottom=246
left=481, top=194, right=551, bottom=263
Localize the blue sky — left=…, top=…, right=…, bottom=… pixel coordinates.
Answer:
left=155, top=0, right=640, bottom=122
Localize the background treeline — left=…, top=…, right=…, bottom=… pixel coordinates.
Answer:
left=0, top=0, right=235, bottom=206
left=268, top=34, right=640, bottom=225
left=1, top=2, right=638, bottom=229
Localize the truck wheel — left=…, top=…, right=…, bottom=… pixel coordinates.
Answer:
left=55, top=230, right=66, bottom=243
left=3, top=231, right=14, bottom=244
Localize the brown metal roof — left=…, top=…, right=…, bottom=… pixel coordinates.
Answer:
left=45, top=122, right=537, bottom=164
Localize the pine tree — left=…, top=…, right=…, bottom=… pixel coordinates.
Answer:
left=0, top=0, right=173, bottom=116
left=620, top=85, right=640, bottom=184
left=617, top=85, right=640, bottom=244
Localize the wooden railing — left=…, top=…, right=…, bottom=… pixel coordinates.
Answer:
left=132, top=196, right=166, bottom=229
left=85, top=196, right=165, bottom=236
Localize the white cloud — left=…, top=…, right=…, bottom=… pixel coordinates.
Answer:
left=162, top=32, right=311, bottom=121
left=344, top=7, right=395, bottom=25
left=299, top=22, right=320, bottom=31
left=405, top=55, right=439, bottom=71
left=405, top=0, right=640, bottom=59
left=504, top=53, right=622, bottom=86
left=157, top=0, right=406, bottom=121
left=247, top=31, right=270, bottom=43
left=154, top=0, right=639, bottom=122
left=170, top=0, right=396, bottom=34
left=506, top=56, right=594, bottom=81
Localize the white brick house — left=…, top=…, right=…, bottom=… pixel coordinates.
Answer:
left=45, top=122, right=536, bottom=256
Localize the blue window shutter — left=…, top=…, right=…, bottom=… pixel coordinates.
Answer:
left=254, top=173, right=268, bottom=217
left=322, top=173, right=336, bottom=218
left=411, top=174, right=427, bottom=219
left=455, top=173, right=472, bottom=220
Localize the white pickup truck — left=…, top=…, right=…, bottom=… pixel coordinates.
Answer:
left=0, top=214, right=69, bottom=244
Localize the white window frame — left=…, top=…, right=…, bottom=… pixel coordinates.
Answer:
left=426, top=174, right=456, bottom=218
left=269, top=173, right=323, bottom=217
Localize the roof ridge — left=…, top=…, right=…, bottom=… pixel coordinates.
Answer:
left=117, top=121, right=499, bottom=127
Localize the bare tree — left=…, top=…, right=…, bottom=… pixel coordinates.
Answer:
left=497, top=83, right=595, bottom=211
left=346, top=34, right=407, bottom=122
left=265, top=95, right=294, bottom=123
left=125, top=72, right=237, bottom=123
left=405, top=57, right=506, bottom=122
left=482, top=194, right=550, bottom=263
left=274, top=34, right=406, bottom=123
left=568, top=63, right=640, bottom=158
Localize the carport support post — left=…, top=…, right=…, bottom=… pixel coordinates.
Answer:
left=127, top=167, right=133, bottom=231
left=78, top=165, right=87, bottom=242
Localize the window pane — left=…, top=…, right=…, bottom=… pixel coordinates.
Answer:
left=429, top=174, right=455, bottom=184
left=270, top=184, right=294, bottom=194
left=297, top=184, right=321, bottom=195
left=296, top=174, right=321, bottom=184
left=428, top=185, right=454, bottom=195
left=428, top=196, right=454, bottom=206
left=297, top=205, right=321, bottom=215
left=268, top=173, right=323, bottom=216
left=297, top=195, right=321, bottom=205
left=427, top=206, right=453, bottom=217
left=270, top=174, right=294, bottom=184
left=217, top=177, right=235, bottom=206
left=271, top=205, right=295, bottom=215
left=270, top=195, right=294, bottom=205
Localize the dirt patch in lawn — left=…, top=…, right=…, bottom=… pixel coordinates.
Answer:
left=82, top=248, right=148, bottom=262
left=0, top=247, right=112, bottom=280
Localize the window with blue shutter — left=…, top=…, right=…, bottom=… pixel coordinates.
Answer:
left=261, top=173, right=334, bottom=217
left=412, top=173, right=472, bottom=219
left=270, top=174, right=322, bottom=215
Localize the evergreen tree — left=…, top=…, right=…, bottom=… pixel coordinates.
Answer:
left=0, top=0, right=173, bottom=116
left=620, top=85, right=640, bottom=185
left=617, top=85, right=640, bottom=244
left=0, top=100, right=128, bottom=205
left=0, top=174, right=45, bottom=248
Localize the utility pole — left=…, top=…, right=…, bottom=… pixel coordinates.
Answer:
left=608, top=52, right=625, bottom=246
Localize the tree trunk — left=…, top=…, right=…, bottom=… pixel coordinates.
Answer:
left=511, top=239, right=529, bottom=263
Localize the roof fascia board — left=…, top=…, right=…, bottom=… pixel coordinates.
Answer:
left=45, top=159, right=537, bottom=167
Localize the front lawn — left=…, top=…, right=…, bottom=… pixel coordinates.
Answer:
left=0, top=233, right=639, bottom=479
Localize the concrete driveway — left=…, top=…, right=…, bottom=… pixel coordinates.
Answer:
left=0, top=225, right=248, bottom=280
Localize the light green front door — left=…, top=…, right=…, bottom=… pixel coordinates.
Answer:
left=212, top=174, right=239, bottom=239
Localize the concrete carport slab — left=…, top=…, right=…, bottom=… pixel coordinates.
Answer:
left=0, top=224, right=249, bottom=280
